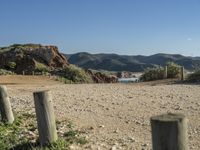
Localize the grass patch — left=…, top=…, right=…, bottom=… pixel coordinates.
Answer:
left=63, top=65, right=93, bottom=83
left=55, top=65, right=94, bottom=84
left=35, top=62, right=50, bottom=73
left=0, top=113, right=88, bottom=150
left=0, top=69, right=15, bottom=75
left=0, top=112, right=37, bottom=149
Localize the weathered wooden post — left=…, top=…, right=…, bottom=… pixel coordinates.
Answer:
left=32, top=71, right=35, bottom=76
left=180, top=66, right=185, bottom=81
left=0, top=85, right=14, bottom=124
left=151, top=113, right=188, bottom=150
left=164, top=66, right=168, bottom=79
left=33, top=90, right=58, bottom=146
left=22, top=71, right=25, bottom=75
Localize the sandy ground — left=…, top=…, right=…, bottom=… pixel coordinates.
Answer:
left=1, top=76, right=200, bottom=150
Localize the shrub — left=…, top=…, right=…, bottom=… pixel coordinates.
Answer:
left=166, top=62, right=180, bottom=78
left=0, top=69, right=15, bottom=75
left=7, top=61, right=16, bottom=69
left=140, top=62, right=181, bottom=81
left=63, top=65, right=93, bottom=83
left=187, top=70, right=200, bottom=82
left=140, top=66, right=164, bottom=81
left=35, top=62, right=50, bottom=73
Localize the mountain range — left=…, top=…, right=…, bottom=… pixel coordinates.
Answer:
left=64, top=52, right=200, bottom=72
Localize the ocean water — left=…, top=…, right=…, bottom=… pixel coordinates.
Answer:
left=118, top=77, right=139, bottom=83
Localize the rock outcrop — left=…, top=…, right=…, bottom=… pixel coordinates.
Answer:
left=0, top=44, right=119, bottom=83
left=86, top=69, right=118, bottom=83
left=30, top=45, right=68, bottom=68
left=0, top=44, right=69, bottom=74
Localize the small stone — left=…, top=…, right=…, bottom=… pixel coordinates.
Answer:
left=111, top=146, right=117, bottom=150
left=28, top=131, right=35, bottom=137
left=194, top=130, right=198, bottom=134
left=128, top=137, right=135, bottom=142
left=142, top=143, right=148, bottom=147
left=135, top=121, right=141, bottom=125
left=69, top=145, right=80, bottom=150
left=125, top=120, right=130, bottom=124
left=114, top=129, right=119, bottom=133
left=99, top=125, right=105, bottom=128
left=89, top=126, right=94, bottom=130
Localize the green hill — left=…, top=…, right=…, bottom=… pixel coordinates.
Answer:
left=64, top=52, right=200, bottom=72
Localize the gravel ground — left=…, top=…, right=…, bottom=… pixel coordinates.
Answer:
left=1, top=76, right=200, bottom=150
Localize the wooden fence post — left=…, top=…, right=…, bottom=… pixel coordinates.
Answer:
left=181, top=66, right=185, bottom=81
left=0, top=85, right=14, bottom=124
left=150, top=113, right=188, bottom=150
left=22, top=71, right=25, bottom=75
left=32, top=71, right=35, bottom=76
left=33, top=90, right=58, bottom=146
left=164, top=66, right=168, bottom=79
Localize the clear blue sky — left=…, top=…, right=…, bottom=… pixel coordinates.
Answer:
left=0, top=0, right=200, bottom=56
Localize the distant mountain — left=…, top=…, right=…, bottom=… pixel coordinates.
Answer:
left=63, top=52, right=200, bottom=72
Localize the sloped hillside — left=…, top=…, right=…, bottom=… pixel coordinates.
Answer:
left=64, top=53, right=154, bottom=72
left=64, top=52, right=200, bottom=72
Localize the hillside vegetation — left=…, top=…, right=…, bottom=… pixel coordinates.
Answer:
left=140, top=62, right=181, bottom=81
left=0, top=44, right=118, bottom=83
left=65, top=52, right=200, bottom=72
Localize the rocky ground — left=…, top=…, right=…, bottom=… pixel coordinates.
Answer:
left=1, top=76, right=200, bottom=150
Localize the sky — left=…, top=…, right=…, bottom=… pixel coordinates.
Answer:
left=0, top=0, right=200, bottom=56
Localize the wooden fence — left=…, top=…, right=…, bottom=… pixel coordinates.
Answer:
left=164, top=65, right=185, bottom=81
left=0, top=85, right=189, bottom=149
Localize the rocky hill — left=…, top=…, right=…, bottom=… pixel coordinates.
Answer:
left=0, top=44, right=117, bottom=83
left=64, top=52, right=200, bottom=72
left=0, top=44, right=69, bottom=74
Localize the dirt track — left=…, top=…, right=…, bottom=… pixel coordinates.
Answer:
left=1, top=75, right=200, bottom=149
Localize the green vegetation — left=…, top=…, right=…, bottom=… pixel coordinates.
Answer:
left=35, top=62, right=50, bottom=73
left=187, top=70, right=200, bottom=82
left=7, top=61, right=17, bottom=69
left=140, top=62, right=181, bottom=81
left=0, top=44, right=41, bottom=54
left=0, top=69, right=15, bottom=75
left=90, top=69, right=116, bottom=76
left=63, top=65, right=93, bottom=83
left=0, top=113, right=37, bottom=149
left=0, top=113, right=87, bottom=150
left=166, top=62, right=180, bottom=78
left=140, top=66, right=164, bottom=81
left=62, top=122, right=88, bottom=146
left=9, top=44, right=41, bottom=50
left=67, top=52, right=200, bottom=72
